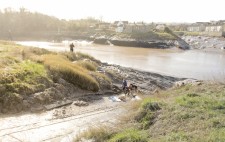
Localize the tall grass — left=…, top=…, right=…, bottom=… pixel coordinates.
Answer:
left=75, top=61, right=98, bottom=71
left=0, top=60, right=51, bottom=96
left=43, top=54, right=99, bottom=91
left=75, top=126, right=115, bottom=142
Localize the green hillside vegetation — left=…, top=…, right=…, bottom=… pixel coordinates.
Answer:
left=0, top=41, right=110, bottom=112
left=76, top=82, right=225, bottom=142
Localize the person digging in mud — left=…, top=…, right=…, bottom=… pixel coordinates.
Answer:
left=69, top=42, right=75, bottom=52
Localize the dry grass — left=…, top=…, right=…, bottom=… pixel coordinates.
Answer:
left=75, top=60, right=98, bottom=71
left=75, top=125, right=116, bottom=142
left=0, top=40, right=102, bottom=94
left=43, top=54, right=99, bottom=91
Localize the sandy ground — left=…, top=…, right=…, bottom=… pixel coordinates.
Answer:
left=0, top=94, right=139, bottom=142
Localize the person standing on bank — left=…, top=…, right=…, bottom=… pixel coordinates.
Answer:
left=122, top=79, right=128, bottom=91
left=70, top=43, right=75, bottom=52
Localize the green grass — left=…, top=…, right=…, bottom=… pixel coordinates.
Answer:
left=108, top=128, right=148, bottom=142
left=183, top=31, right=201, bottom=36
left=147, top=83, right=225, bottom=142
left=77, top=82, right=225, bottom=142
left=155, top=32, right=176, bottom=40
left=0, top=60, right=51, bottom=96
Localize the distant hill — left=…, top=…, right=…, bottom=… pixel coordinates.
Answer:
left=0, top=8, right=99, bottom=40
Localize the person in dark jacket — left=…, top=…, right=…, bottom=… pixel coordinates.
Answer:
left=70, top=43, right=75, bottom=52
left=122, top=79, right=128, bottom=90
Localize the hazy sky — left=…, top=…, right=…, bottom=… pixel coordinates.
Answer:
left=0, top=0, right=224, bottom=23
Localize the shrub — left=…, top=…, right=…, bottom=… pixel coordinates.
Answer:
left=109, top=128, right=148, bottom=142
left=75, top=126, right=114, bottom=142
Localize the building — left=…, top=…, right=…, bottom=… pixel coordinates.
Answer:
left=186, top=20, right=225, bottom=37
left=123, top=22, right=154, bottom=33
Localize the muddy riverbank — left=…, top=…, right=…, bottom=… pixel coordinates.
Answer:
left=0, top=60, right=183, bottom=115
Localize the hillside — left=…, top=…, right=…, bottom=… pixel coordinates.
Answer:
left=76, top=81, right=225, bottom=142
left=0, top=41, right=111, bottom=113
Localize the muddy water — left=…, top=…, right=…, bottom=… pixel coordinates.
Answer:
left=17, top=41, right=225, bottom=81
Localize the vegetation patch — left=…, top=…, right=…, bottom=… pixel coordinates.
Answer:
left=77, top=83, right=225, bottom=142
left=43, top=54, right=99, bottom=91
left=75, top=60, right=98, bottom=71
left=75, top=126, right=115, bottom=142
left=0, top=41, right=116, bottom=114
left=0, top=60, right=51, bottom=96
left=108, top=128, right=148, bottom=142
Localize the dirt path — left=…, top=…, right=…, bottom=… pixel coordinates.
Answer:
left=0, top=95, right=132, bottom=142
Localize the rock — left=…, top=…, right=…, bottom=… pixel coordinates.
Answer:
left=16, top=104, right=23, bottom=112
left=175, top=79, right=202, bottom=87
left=30, top=106, right=44, bottom=112
left=118, top=95, right=126, bottom=102
left=73, top=100, right=89, bottom=106
left=175, top=40, right=190, bottom=50
left=103, top=90, right=115, bottom=95
left=44, top=100, right=73, bottom=110
left=22, top=100, right=30, bottom=109
left=33, top=87, right=64, bottom=104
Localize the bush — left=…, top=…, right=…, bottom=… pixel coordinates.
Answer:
left=75, top=126, right=114, bottom=142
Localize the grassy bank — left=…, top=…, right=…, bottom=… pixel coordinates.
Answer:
left=76, top=82, right=225, bottom=142
left=0, top=41, right=110, bottom=113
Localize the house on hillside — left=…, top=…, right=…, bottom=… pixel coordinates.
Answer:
left=168, top=24, right=188, bottom=31
left=187, top=22, right=208, bottom=32
left=155, top=24, right=166, bottom=31
left=122, top=22, right=154, bottom=33
left=113, top=21, right=129, bottom=32
left=186, top=20, right=225, bottom=37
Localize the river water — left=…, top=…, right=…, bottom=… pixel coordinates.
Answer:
left=17, top=41, right=225, bottom=81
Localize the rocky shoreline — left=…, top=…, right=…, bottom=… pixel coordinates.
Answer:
left=182, top=36, right=225, bottom=50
